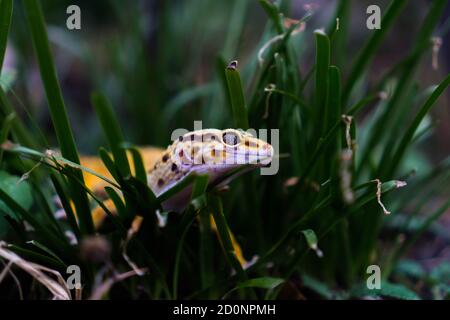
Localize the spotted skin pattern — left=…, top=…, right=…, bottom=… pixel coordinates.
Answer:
left=147, top=129, right=274, bottom=211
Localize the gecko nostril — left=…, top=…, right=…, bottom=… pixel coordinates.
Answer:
left=157, top=179, right=164, bottom=187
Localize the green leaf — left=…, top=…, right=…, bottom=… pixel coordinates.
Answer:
left=24, top=0, right=93, bottom=234
left=351, top=281, right=420, bottom=300
left=7, top=244, right=67, bottom=271
left=0, top=171, right=32, bottom=219
left=126, top=146, right=147, bottom=184
left=26, top=240, right=67, bottom=269
left=0, top=86, right=37, bottom=149
left=430, top=262, right=450, bottom=284
left=313, top=29, right=330, bottom=136
left=223, top=277, right=285, bottom=299
left=2, top=143, right=119, bottom=189
left=343, top=0, right=407, bottom=103
left=258, top=0, right=283, bottom=33
left=386, top=74, right=450, bottom=177
left=393, top=260, right=425, bottom=279
left=50, top=174, right=81, bottom=240
left=209, top=194, right=252, bottom=296
left=191, top=174, right=209, bottom=200
left=0, top=69, right=15, bottom=91
left=224, top=61, right=249, bottom=129
left=0, top=171, right=32, bottom=237
left=104, top=186, right=127, bottom=219
left=0, top=183, right=74, bottom=262
left=238, top=277, right=284, bottom=290
left=302, top=274, right=335, bottom=299
left=301, top=229, right=323, bottom=257
left=92, top=92, right=131, bottom=177
left=172, top=210, right=196, bottom=299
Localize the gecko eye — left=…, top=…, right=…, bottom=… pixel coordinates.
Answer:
left=222, top=132, right=240, bottom=146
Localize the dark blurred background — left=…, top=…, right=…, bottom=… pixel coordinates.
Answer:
left=2, top=0, right=449, bottom=162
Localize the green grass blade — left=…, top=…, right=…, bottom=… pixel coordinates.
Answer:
left=191, top=175, right=209, bottom=200
left=50, top=174, right=81, bottom=240
left=208, top=195, right=252, bottom=292
left=104, top=186, right=127, bottom=219
left=224, top=61, right=249, bottom=130
left=92, top=92, right=131, bottom=177
left=393, top=197, right=450, bottom=265
left=8, top=244, right=67, bottom=271
left=342, top=0, right=407, bottom=103
left=26, top=240, right=67, bottom=268
left=0, top=187, right=74, bottom=262
left=258, top=0, right=283, bottom=33
left=126, top=146, right=147, bottom=184
left=223, top=277, right=284, bottom=299
left=172, top=210, right=196, bottom=299
left=98, top=147, right=121, bottom=183
left=313, top=29, right=330, bottom=136
left=0, top=87, right=37, bottom=149
left=386, top=74, right=450, bottom=177
left=327, top=0, right=350, bottom=67
left=23, top=0, right=93, bottom=234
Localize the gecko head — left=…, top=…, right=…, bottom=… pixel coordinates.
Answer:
left=171, top=129, right=274, bottom=174
left=149, top=128, right=274, bottom=211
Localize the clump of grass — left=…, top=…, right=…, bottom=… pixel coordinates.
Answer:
left=0, top=0, right=449, bottom=300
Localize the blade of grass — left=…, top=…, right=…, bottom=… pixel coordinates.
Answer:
left=0, top=188, right=75, bottom=262
left=313, top=29, right=330, bottom=137
left=342, top=0, right=407, bottom=104
left=26, top=240, right=67, bottom=269
left=8, top=244, right=67, bottom=271
left=327, top=0, right=350, bottom=67
left=104, top=186, right=127, bottom=219
left=23, top=0, right=93, bottom=234
left=391, top=197, right=450, bottom=269
left=2, top=143, right=120, bottom=189
left=172, top=210, right=196, bottom=299
left=258, top=0, right=283, bottom=34
left=223, top=277, right=284, bottom=299
left=357, top=0, right=447, bottom=179
left=224, top=61, right=249, bottom=130
left=0, top=87, right=37, bottom=149
left=385, top=74, right=450, bottom=177
left=199, top=206, right=213, bottom=294
left=208, top=195, right=255, bottom=298
left=126, top=146, right=147, bottom=184
left=92, top=92, right=131, bottom=177
left=50, top=174, right=81, bottom=240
